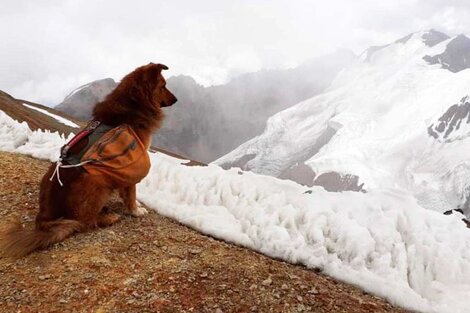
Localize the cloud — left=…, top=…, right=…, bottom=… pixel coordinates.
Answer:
left=1, top=0, right=470, bottom=105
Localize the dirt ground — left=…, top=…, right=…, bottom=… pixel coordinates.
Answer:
left=0, top=152, right=412, bottom=313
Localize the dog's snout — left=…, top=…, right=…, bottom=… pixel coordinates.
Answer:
left=170, top=93, right=177, bottom=104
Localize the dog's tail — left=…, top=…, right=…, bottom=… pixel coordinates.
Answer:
left=0, top=219, right=83, bottom=258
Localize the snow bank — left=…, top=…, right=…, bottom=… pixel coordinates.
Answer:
left=0, top=110, right=72, bottom=161
left=139, top=153, right=470, bottom=313
left=2, top=108, right=470, bottom=313
left=22, top=103, right=79, bottom=128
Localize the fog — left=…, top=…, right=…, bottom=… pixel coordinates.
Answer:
left=2, top=0, right=470, bottom=105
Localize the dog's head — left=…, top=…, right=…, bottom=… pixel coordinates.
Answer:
left=110, top=62, right=177, bottom=109
left=144, top=63, right=178, bottom=108
left=93, top=63, right=177, bottom=130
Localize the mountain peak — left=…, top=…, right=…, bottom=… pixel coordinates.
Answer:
left=55, top=78, right=118, bottom=120
left=423, top=33, right=470, bottom=73
left=421, top=29, right=450, bottom=47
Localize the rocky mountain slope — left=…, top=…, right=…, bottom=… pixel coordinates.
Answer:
left=216, top=29, right=470, bottom=216
left=0, top=90, right=81, bottom=135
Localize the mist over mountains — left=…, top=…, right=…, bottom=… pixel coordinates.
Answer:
left=55, top=50, right=356, bottom=162
left=217, top=29, right=470, bottom=216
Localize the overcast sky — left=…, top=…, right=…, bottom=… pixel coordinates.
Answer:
left=1, top=0, right=470, bottom=105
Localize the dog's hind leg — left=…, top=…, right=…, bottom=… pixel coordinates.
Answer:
left=67, top=178, right=114, bottom=229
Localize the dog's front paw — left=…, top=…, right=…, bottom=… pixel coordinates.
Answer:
left=131, top=205, right=148, bottom=217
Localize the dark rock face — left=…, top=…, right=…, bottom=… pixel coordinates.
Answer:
left=55, top=78, right=117, bottom=121
left=279, top=163, right=365, bottom=192
left=279, top=163, right=316, bottom=187
left=219, top=154, right=257, bottom=171
left=428, top=96, right=470, bottom=141
left=423, top=34, right=470, bottom=73
left=421, top=29, right=450, bottom=47
left=312, top=172, right=365, bottom=192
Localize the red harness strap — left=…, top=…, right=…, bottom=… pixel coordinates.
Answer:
left=60, top=120, right=101, bottom=160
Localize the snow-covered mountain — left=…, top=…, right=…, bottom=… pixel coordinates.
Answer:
left=216, top=29, right=470, bottom=216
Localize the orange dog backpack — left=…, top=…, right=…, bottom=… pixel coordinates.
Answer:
left=50, top=120, right=150, bottom=187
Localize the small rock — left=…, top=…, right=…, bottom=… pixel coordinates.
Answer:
left=59, top=299, right=67, bottom=304
left=215, top=309, right=223, bottom=313
left=38, top=274, right=51, bottom=280
left=261, top=277, right=272, bottom=286
left=200, top=272, right=209, bottom=278
left=83, top=273, right=94, bottom=280
left=281, top=284, right=289, bottom=290
left=189, top=248, right=203, bottom=254
left=308, top=287, right=319, bottom=295
left=297, top=295, right=303, bottom=302
left=249, top=284, right=257, bottom=290
left=90, top=256, right=112, bottom=267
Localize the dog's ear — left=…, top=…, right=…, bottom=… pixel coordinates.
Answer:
left=157, top=63, right=169, bottom=71
left=145, top=63, right=169, bottom=83
left=146, top=63, right=169, bottom=72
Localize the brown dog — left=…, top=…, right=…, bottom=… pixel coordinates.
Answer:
left=0, top=63, right=177, bottom=257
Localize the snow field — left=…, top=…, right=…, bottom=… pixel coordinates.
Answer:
left=22, top=102, right=79, bottom=128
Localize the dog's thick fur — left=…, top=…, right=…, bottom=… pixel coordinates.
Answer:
left=0, top=63, right=177, bottom=258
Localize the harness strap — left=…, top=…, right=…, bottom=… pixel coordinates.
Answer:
left=60, top=120, right=101, bottom=159
left=49, top=159, right=96, bottom=187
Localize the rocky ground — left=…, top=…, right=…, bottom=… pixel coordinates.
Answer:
left=0, top=152, right=412, bottom=313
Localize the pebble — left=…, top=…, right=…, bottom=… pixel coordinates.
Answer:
left=261, top=277, right=272, bottom=286
left=90, top=256, right=112, bottom=267
left=38, top=274, right=51, bottom=280
left=308, top=287, right=319, bottom=294
left=281, top=284, right=289, bottom=290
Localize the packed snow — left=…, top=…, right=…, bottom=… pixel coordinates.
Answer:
left=215, top=31, right=470, bottom=216
left=22, top=102, right=79, bottom=128
left=1, top=108, right=470, bottom=313
left=0, top=111, right=73, bottom=160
